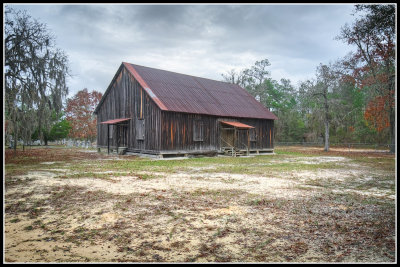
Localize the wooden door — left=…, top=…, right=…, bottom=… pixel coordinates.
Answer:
left=221, top=128, right=235, bottom=148
left=117, top=125, right=128, bottom=147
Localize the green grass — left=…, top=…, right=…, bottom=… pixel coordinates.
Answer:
left=24, top=225, right=33, bottom=231
left=57, top=171, right=128, bottom=180
left=8, top=147, right=368, bottom=179
left=274, top=149, right=313, bottom=156
left=190, top=188, right=245, bottom=199
left=10, top=218, right=21, bottom=223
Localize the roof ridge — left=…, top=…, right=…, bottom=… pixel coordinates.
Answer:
left=127, top=62, right=232, bottom=86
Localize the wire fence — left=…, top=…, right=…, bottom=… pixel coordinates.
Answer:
left=275, top=142, right=393, bottom=151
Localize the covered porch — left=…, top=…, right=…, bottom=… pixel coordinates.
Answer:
left=100, top=118, right=131, bottom=154
left=219, top=120, right=255, bottom=157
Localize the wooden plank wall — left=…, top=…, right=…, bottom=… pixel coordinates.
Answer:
left=96, top=67, right=161, bottom=152
left=238, top=118, right=274, bottom=150
left=161, top=112, right=218, bottom=152
left=160, top=112, right=274, bottom=152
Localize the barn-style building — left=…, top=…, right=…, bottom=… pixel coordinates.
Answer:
left=93, top=62, right=277, bottom=157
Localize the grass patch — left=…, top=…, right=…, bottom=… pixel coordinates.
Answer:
left=65, top=226, right=111, bottom=245
left=246, top=198, right=289, bottom=209
left=190, top=188, right=245, bottom=199
left=24, top=225, right=33, bottom=231
left=5, top=175, right=35, bottom=188
left=304, top=179, right=328, bottom=188
left=274, top=149, right=313, bottom=157
left=10, top=218, right=21, bottom=223
left=5, top=200, right=28, bottom=214
left=137, top=173, right=161, bottom=180
left=350, top=157, right=395, bottom=172
left=48, top=185, right=116, bottom=211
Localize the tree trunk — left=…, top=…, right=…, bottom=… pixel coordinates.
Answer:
left=324, top=120, right=329, bottom=152
left=13, top=132, right=17, bottom=156
left=324, top=92, right=330, bottom=152
left=389, top=107, right=395, bottom=153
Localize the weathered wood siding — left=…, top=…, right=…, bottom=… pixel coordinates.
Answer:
left=96, top=66, right=161, bottom=152
left=160, top=112, right=274, bottom=152
left=238, top=118, right=274, bottom=150
left=160, top=112, right=217, bottom=152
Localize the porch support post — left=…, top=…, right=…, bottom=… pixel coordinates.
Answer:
left=247, top=129, right=250, bottom=156
left=234, top=128, right=237, bottom=157
left=116, top=124, right=119, bottom=154
left=233, top=128, right=236, bottom=148
left=107, top=124, right=110, bottom=154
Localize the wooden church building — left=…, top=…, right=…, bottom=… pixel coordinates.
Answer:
left=93, top=62, right=277, bottom=157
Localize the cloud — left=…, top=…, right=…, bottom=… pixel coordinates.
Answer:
left=6, top=4, right=357, bottom=98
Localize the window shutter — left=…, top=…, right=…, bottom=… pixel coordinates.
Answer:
left=193, top=120, right=204, bottom=141
left=250, top=128, right=256, bottom=141
left=136, top=118, right=145, bottom=140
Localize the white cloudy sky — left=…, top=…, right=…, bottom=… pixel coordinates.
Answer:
left=6, top=3, right=360, bottom=98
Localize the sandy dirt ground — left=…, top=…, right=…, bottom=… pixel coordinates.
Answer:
left=4, top=148, right=396, bottom=263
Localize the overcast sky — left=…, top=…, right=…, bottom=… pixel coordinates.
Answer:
left=6, top=4, right=360, bottom=98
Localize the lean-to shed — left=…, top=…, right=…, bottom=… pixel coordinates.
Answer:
left=93, top=62, right=278, bottom=157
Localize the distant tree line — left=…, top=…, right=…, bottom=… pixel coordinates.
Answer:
left=222, top=4, right=395, bottom=153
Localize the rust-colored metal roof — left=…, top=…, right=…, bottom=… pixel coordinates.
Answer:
left=100, top=118, right=131, bottom=124
left=117, top=62, right=277, bottom=120
left=220, top=121, right=255, bottom=129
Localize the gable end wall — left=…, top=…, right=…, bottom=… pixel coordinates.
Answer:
left=96, top=66, right=161, bottom=152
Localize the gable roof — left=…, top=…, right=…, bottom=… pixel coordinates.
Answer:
left=95, top=62, right=277, bottom=120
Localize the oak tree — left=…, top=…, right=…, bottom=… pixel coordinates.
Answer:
left=5, top=7, right=70, bottom=152
left=65, top=89, right=102, bottom=142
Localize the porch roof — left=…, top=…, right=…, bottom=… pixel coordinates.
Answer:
left=100, top=118, right=131, bottom=124
left=220, top=121, right=255, bottom=129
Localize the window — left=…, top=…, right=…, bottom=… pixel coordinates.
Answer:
left=136, top=118, right=145, bottom=140
left=249, top=128, right=256, bottom=142
left=193, top=120, right=204, bottom=141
